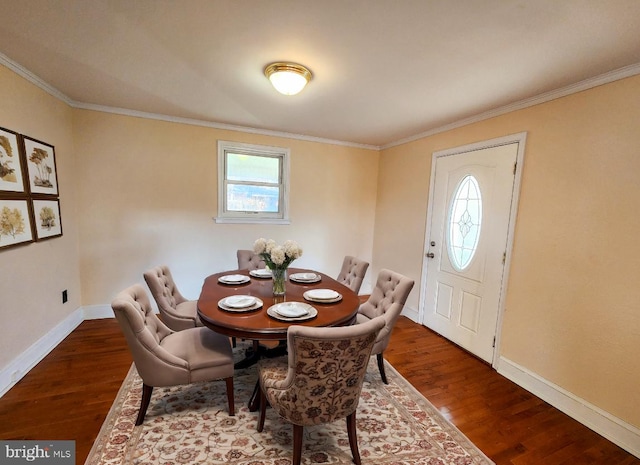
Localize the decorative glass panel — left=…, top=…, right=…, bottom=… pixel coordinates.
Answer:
left=448, top=175, right=482, bottom=271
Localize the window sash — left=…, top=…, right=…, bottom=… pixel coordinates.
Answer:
left=216, top=141, right=290, bottom=224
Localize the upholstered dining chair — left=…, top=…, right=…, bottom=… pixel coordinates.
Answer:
left=111, top=284, right=235, bottom=425
left=144, top=265, right=203, bottom=331
left=237, top=249, right=266, bottom=270
left=336, top=255, right=369, bottom=294
left=356, top=269, right=414, bottom=384
left=256, top=316, right=385, bottom=465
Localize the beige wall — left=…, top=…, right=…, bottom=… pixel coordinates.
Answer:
left=0, top=65, right=80, bottom=369
left=73, top=110, right=379, bottom=305
left=374, top=75, right=640, bottom=427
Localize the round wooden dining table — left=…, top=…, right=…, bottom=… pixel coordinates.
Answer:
left=197, top=267, right=361, bottom=410
left=197, top=267, right=360, bottom=340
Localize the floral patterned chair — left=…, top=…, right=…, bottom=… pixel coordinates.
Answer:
left=111, top=284, right=235, bottom=425
left=237, top=249, right=266, bottom=270
left=356, top=269, right=414, bottom=384
left=336, top=255, right=369, bottom=294
left=144, top=265, right=203, bottom=331
left=256, top=316, right=385, bottom=465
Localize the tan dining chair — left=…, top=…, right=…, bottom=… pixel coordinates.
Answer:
left=256, top=316, right=385, bottom=465
left=143, top=265, right=203, bottom=331
left=356, top=269, right=414, bottom=384
left=237, top=249, right=266, bottom=270
left=336, top=255, right=369, bottom=294
left=111, top=284, right=235, bottom=425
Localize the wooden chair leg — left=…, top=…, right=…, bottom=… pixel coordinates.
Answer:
left=377, top=353, right=388, bottom=384
left=225, top=377, right=235, bottom=416
left=136, top=383, right=154, bottom=426
left=346, top=412, right=361, bottom=465
left=292, top=424, right=304, bottom=465
left=257, top=388, right=267, bottom=432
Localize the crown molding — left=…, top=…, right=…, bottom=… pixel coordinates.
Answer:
left=2, top=51, right=638, bottom=152
left=72, top=101, right=379, bottom=151
left=382, top=62, right=640, bottom=149
left=0, top=52, right=74, bottom=105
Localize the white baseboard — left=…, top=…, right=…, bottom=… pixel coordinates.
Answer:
left=0, top=308, right=84, bottom=397
left=498, top=356, right=640, bottom=458
left=401, top=304, right=419, bottom=323
left=83, top=304, right=115, bottom=320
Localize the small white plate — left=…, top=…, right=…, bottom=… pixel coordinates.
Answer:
left=250, top=268, right=272, bottom=278
left=275, top=302, right=310, bottom=317
left=221, top=295, right=256, bottom=308
left=267, top=302, right=318, bottom=322
left=304, top=289, right=342, bottom=302
left=218, top=274, right=250, bottom=285
left=218, top=296, right=263, bottom=313
left=290, top=272, right=321, bottom=283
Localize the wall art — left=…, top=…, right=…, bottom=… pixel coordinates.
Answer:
left=0, top=126, right=27, bottom=194
left=23, top=136, right=58, bottom=196
left=0, top=198, right=34, bottom=250
left=32, top=198, right=63, bottom=241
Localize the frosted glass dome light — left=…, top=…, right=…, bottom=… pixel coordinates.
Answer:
left=264, top=62, right=312, bottom=96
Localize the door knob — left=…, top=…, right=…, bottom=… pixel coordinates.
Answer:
left=426, top=252, right=435, bottom=258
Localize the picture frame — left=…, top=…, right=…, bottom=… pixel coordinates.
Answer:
left=32, top=198, right=63, bottom=241
left=0, top=198, right=34, bottom=250
left=23, top=136, right=58, bottom=196
left=0, top=126, right=27, bottom=194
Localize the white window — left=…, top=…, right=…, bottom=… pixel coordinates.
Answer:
left=447, top=175, right=482, bottom=270
left=215, top=141, right=290, bottom=224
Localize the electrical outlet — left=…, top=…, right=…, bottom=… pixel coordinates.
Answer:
left=62, top=289, right=68, bottom=303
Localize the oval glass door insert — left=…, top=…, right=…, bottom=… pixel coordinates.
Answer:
left=448, top=175, right=482, bottom=271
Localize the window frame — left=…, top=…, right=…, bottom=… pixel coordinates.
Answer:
left=215, top=140, right=290, bottom=224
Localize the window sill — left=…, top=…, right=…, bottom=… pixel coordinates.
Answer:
left=213, top=217, right=291, bottom=225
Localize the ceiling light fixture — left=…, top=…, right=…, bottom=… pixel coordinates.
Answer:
left=264, top=62, right=312, bottom=96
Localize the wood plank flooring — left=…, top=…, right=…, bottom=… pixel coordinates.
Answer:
left=0, top=316, right=637, bottom=465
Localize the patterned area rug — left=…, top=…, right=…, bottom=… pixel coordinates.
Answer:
left=86, top=346, right=494, bottom=465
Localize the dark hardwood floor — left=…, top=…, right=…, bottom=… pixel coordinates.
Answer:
left=0, top=316, right=637, bottom=465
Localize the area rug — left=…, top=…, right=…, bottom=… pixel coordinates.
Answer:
left=86, top=346, right=494, bottom=465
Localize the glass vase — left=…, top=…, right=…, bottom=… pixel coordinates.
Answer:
left=272, top=267, right=287, bottom=296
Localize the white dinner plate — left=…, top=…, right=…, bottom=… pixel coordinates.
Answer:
left=218, top=274, right=250, bottom=285
left=289, top=272, right=321, bottom=283
left=250, top=268, right=273, bottom=278
left=221, top=295, right=256, bottom=308
left=304, top=289, right=342, bottom=303
left=267, top=302, right=318, bottom=322
left=218, top=295, right=263, bottom=312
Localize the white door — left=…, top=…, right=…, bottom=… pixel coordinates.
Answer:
left=421, top=134, right=525, bottom=364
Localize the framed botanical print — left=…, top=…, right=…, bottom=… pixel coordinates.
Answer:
left=23, top=136, right=58, bottom=196
left=0, top=198, right=34, bottom=250
left=0, top=126, right=27, bottom=194
left=32, top=198, right=63, bottom=241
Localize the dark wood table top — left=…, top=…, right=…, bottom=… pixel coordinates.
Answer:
left=197, top=267, right=360, bottom=340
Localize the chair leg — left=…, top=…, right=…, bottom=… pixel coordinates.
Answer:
left=377, top=353, right=388, bottom=384
left=346, top=412, right=361, bottom=465
left=292, top=424, right=304, bottom=465
left=225, top=377, right=235, bottom=416
left=257, top=387, right=267, bottom=432
left=136, top=383, right=154, bottom=426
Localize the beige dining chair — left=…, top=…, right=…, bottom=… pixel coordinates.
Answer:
left=144, top=265, right=203, bottom=331
left=256, top=316, right=385, bottom=465
left=237, top=249, right=266, bottom=270
left=356, top=269, right=414, bottom=384
left=336, top=255, right=369, bottom=294
left=111, top=284, right=235, bottom=425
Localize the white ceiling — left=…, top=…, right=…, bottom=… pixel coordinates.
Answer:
left=0, top=0, right=639, bottom=148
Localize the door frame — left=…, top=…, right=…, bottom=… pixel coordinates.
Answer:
left=418, top=132, right=527, bottom=368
